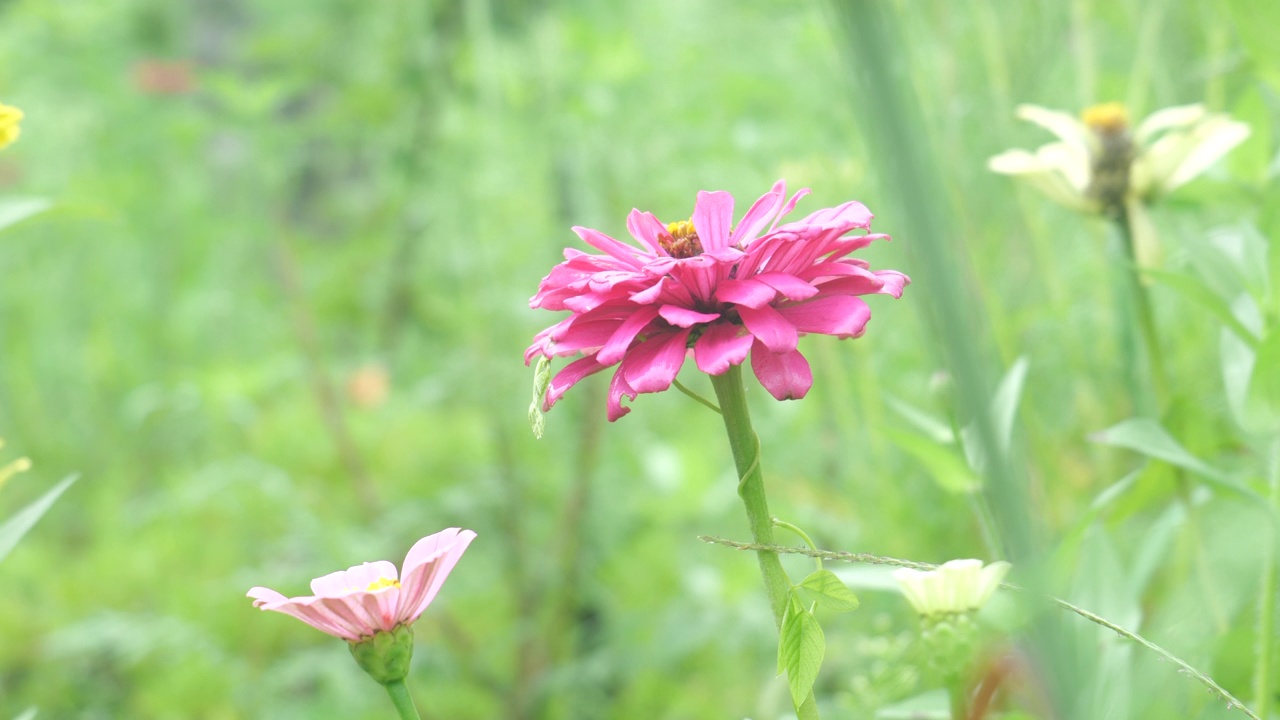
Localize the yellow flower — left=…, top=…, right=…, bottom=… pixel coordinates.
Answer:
left=987, top=102, right=1249, bottom=267
left=0, top=103, right=23, bottom=150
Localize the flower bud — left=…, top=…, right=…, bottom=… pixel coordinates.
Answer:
left=349, top=624, right=415, bottom=685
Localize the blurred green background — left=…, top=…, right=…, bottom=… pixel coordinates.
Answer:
left=2, top=0, right=1278, bottom=717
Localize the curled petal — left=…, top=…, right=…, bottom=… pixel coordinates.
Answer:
left=715, top=278, right=777, bottom=309
left=596, top=304, right=662, bottom=365
left=777, top=295, right=871, bottom=338
left=544, top=354, right=610, bottom=411
left=607, top=366, right=638, bottom=422
left=622, top=328, right=692, bottom=393
left=749, top=341, right=812, bottom=401
left=398, top=528, right=477, bottom=625
left=692, top=190, right=735, bottom=252
left=659, top=305, right=720, bottom=327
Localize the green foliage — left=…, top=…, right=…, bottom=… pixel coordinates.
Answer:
left=777, top=594, right=824, bottom=708
left=0, top=0, right=1276, bottom=717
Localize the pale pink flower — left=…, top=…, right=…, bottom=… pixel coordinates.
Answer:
left=525, top=181, right=908, bottom=421
left=247, top=528, right=476, bottom=642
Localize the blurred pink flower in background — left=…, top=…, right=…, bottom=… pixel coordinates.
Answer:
left=248, top=528, right=476, bottom=642
left=525, top=180, right=908, bottom=420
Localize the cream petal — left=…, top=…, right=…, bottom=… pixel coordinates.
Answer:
left=1015, top=104, right=1091, bottom=154
left=1161, top=117, right=1251, bottom=193
left=1134, top=104, right=1206, bottom=145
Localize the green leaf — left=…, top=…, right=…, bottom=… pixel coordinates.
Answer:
left=886, top=427, right=980, bottom=494
left=885, top=396, right=954, bottom=443
left=992, top=356, right=1028, bottom=452
left=798, top=569, right=861, bottom=613
left=1246, top=328, right=1280, bottom=431
left=1089, top=419, right=1266, bottom=505
left=0, top=198, right=52, bottom=233
left=777, top=595, right=825, bottom=708
left=0, top=475, right=78, bottom=565
left=1142, top=268, right=1260, bottom=348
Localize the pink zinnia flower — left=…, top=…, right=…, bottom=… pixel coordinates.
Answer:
left=247, top=528, right=476, bottom=642
left=525, top=180, right=908, bottom=421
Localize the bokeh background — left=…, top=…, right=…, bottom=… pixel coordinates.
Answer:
left=1, top=0, right=1278, bottom=717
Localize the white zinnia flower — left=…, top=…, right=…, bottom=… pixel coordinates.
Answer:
left=893, top=559, right=1010, bottom=618
left=988, top=103, right=1250, bottom=267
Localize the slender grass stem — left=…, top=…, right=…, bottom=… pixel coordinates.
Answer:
left=384, top=680, right=422, bottom=720
left=1254, top=439, right=1280, bottom=719
left=699, top=536, right=1261, bottom=720
left=707, top=366, right=819, bottom=719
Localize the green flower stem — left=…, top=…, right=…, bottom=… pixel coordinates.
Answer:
left=707, top=365, right=820, bottom=720
left=1112, top=212, right=1167, bottom=413
left=384, top=679, right=422, bottom=720
left=948, top=678, right=969, bottom=720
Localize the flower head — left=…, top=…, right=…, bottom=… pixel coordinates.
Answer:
left=0, top=103, right=23, bottom=151
left=988, top=102, right=1250, bottom=216
left=525, top=180, right=908, bottom=421
left=893, top=559, right=1010, bottom=619
left=247, top=527, right=476, bottom=642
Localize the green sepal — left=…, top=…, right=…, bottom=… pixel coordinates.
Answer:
left=798, top=569, right=861, bottom=613
left=777, top=593, right=824, bottom=708
left=349, top=624, right=415, bottom=685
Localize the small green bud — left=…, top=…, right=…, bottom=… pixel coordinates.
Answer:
left=529, top=356, right=552, bottom=439
left=349, top=624, right=415, bottom=685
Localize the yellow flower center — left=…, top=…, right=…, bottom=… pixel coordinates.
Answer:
left=366, top=577, right=401, bottom=591
left=660, top=219, right=704, bottom=259
left=1081, top=102, right=1128, bottom=133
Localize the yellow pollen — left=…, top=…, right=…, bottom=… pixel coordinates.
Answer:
left=666, top=219, right=697, bottom=239
left=366, top=577, right=401, bottom=591
left=1081, top=102, right=1128, bottom=133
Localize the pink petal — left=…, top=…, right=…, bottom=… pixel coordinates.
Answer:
left=715, top=278, right=777, bottom=309
left=738, top=303, right=799, bottom=353
left=596, top=305, right=662, bottom=365
left=607, top=367, right=638, bottom=421
left=750, top=341, right=813, bottom=401
left=692, top=190, right=735, bottom=252
left=545, top=354, right=610, bottom=411
left=754, top=272, right=818, bottom=301
left=694, top=323, right=754, bottom=375
left=659, top=305, right=720, bottom=327
left=626, top=209, right=666, bottom=253
left=769, top=186, right=812, bottom=231
left=730, top=187, right=784, bottom=245
left=621, top=328, right=692, bottom=393
left=572, top=226, right=645, bottom=268
left=778, top=295, right=871, bottom=338
left=397, top=528, right=477, bottom=625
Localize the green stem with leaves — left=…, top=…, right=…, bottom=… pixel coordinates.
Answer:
left=384, top=679, right=422, bottom=720
left=707, top=365, right=819, bottom=719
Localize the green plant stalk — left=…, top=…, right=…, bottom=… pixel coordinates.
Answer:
left=949, top=677, right=969, bottom=720
left=700, top=536, right=1262, bottom=720
left=384, top=679, right=422, bottom=720
left=707, top=366, right=819, bottom=720
left=1113, top=212, right=1168, bottom=412
left=1254, top=439, right=1280, bottom=719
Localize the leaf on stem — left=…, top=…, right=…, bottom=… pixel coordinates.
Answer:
left=798, top=569, right=860, bottom=613
left=777, top=594, right=825, bottom=708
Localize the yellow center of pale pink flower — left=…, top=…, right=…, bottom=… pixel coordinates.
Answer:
left=366, top=577, right=401, bottom=591
left=661, top=219, right=704, bottom=259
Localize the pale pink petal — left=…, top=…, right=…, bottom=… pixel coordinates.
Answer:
left=694, top=323, right=754, bottom=375
left=778, top=296, right=871, bottom=338
left=692, top=190, right=735, bottom=252
left=750, top=342, right=813, bottom=400
left=754, top=272, right=818, bottom=301
left=621, top=328, right=692, bottom=393
left=739, top=304, right=799, bottom=353
left=248, top=587, right=290, bottom=607
left=715, top=278, right=777, bottom=309
left=596, top=304, right=662, bottom=364
left=544, top=354, right=610, bottom=411
left=659, top=305, right=720, bottom=327
left=310, top=561, right=398, bottom=597
left=250, top=595, right=363, bottom=641
left=398, top=528, right=477, bottom=625
left=789, top=200, right=873, bottom=231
